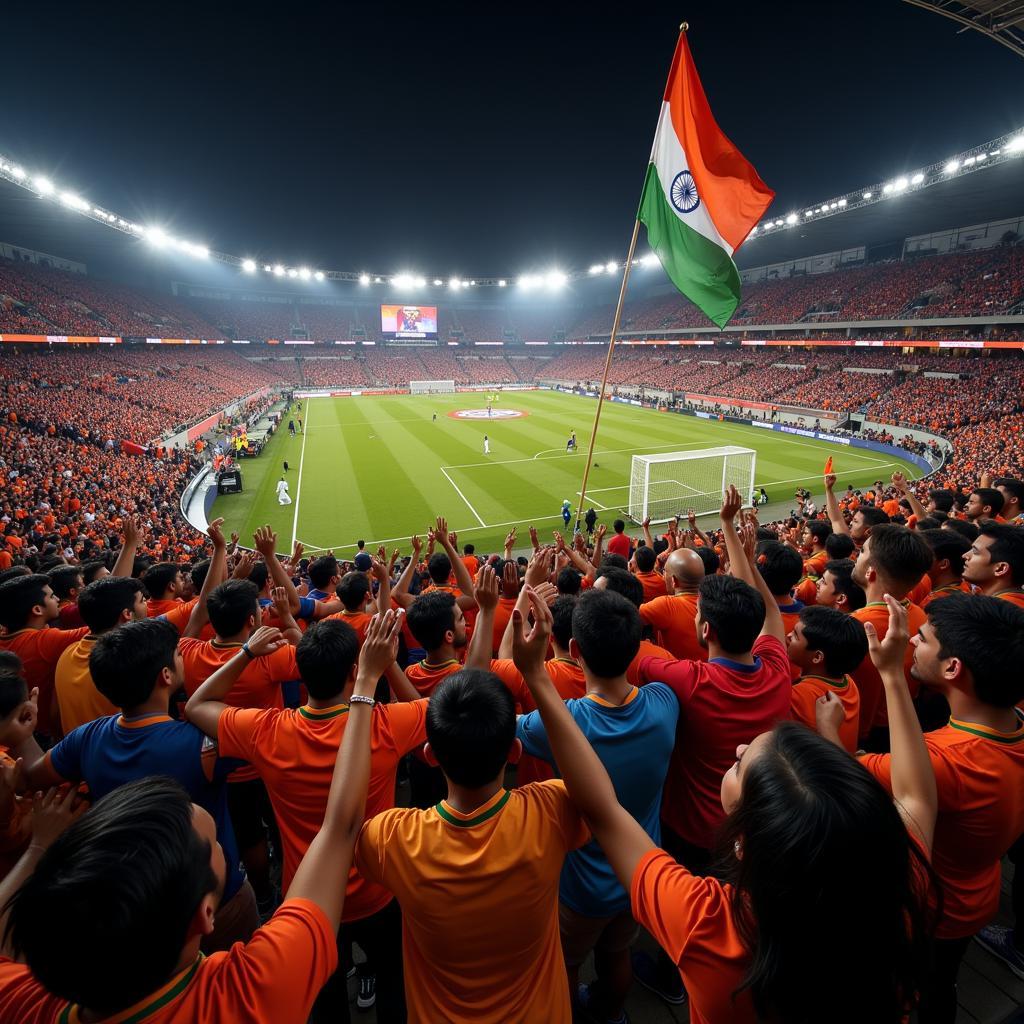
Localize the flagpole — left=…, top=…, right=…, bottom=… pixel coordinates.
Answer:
left=573, top=22, right=689, bottom=534
left=573, top=217, right=642, bottom=532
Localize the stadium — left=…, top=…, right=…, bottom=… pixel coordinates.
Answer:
left=0, top=5, right=1023, bottom=1024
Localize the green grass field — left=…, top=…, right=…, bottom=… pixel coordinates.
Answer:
left=211, top=390, right=923, bottom=555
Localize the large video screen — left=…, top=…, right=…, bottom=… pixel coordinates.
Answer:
left=381, top=304, right=438, bottom=339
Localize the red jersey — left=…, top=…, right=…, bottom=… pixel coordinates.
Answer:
left=0, top=626, right=89, bottom=734
left=637, top=637, right=792, bottom=849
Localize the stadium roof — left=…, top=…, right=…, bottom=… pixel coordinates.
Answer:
left=736, top=156, right=1024, bottom=269
left=903, top=0, right=1024, bottom=59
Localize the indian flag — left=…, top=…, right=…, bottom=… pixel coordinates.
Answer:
left=639, top=34, right=774, bottom=329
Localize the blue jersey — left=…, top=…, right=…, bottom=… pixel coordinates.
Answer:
left=517, top=683, right=678, bottom=916
left=259, top=595, right=317, bottom=621
left=50, top=714, right=246, bottom=899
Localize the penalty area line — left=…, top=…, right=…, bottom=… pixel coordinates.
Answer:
left=440, top=467, right=486, bottom=528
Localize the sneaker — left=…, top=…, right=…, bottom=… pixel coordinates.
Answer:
left=631, top=950, right=687, bottom=1006
left=357, top=974, right=376, bottom=1010
left=975, top=925, right=1024, bottom=981
left=577, top=982, right=628, bottom=1024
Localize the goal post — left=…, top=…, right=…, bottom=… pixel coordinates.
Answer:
left=410, top=379, right=456, bottom=394
left=628, top=446, right=757, bottom=524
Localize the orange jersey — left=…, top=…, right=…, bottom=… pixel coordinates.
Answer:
left=324, top=608, right=373, bottom=642
left=631, top=849, right=754, bottom=1024
left=0, top=899, right=337, bottom=1024
left=861, top=708, right=1024, bottom=939
left=146, top=597, right=185, bottom=618
left=0, top=626, right=89, bottom=735
left=802, top=550, right=828, bottom=578
left=793, top=576, right=818, bottom=606
left=219, top=699, right=428, bottom=915
left=906, top=574, right=932, bottom=608
left=355, top=782, right=588, bottom=1024
left=921, top=581, right=971, bottom=608
left=487, top=657, right=583, bottom=710
left=405, top=657, right=462, bottom=698
left=850, top=601, right=927, bottom=738
left=995, top=589, right=1024, bottom=608
left=790, top=674, right=860, bottom=753
left=634, top=570, right=667, bottom=604
left=639, top=593, right=706, bottom=662
left=54, top=636, right=117, bottom=735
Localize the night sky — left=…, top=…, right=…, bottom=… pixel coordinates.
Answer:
left=2, top=2, right=1022, bottom=278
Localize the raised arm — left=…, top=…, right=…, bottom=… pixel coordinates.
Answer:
left=512, top=589, right=653, bottom=889
left=371, top=556, right=392, bottom=617
left=182, top=518, right=228, bottom=639
left=391, top=536, right=422, bottom=610
left=465, top=565, right=499, bottom=670
left=269, top=586, right=302, bottom=646
left=254, top=525, right=301, bottom=615
left=865, top=595, right=937, bottom=854
left=641, top=516, right=654, bottom=552
left=503, top=527, right=517, bottom=561
left=890, top=472, right=927, bottom=522
left=687, top=509, right=710, bottom=548
left=435, top=516, right=478, bottom=609
left=286, top=610, right=404, bottom=932
left=110, top=516, right=142, bottom=579
left=185, top=627, right=287, bottom=738
left=824, top=473, right=849, bottom=536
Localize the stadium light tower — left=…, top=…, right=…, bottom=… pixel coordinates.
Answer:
left=242, top=259, right=257, bottom=273
left=359, top=273, right=370, bottom=285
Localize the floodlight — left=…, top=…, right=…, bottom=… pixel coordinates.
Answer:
left=299, top=267, right=311, bottom=280
left=964, top=156, right=976, bottom=166
left=837, top=198, right=847, bottom=207
left=883, top=183, right=894, bottom=194
left=910, top=172, right=924, bottom=184
left=273, top=265, right=285, bottom=276
left=287, top=268, right=298, bottom=278
left=433, top=278, right=443, bottom=286
left=546, top=270, right=567, bottom=290
left=944, top=160, right=959, bottom=174
left=976, top=153, right=986, bottom=161
left=785, top=213, right=797, bottom=225
left=242, top=259, right=257, bottom=273
left=991, top=148, right=1001, bottom=155
left=804, top=210, right=813, bottom=217
left=34, top=176, right=55, bottom=195
left=10, top=166, right=25, bottom=179
left=863, top=191, right=872, bottom=199
left=375, top=276, right=383, bottom=283
left=518, top=274, right=536, bottom=289
left=469, top=280, right=476, bottom=286
left=498, top=279, right=507, bottom=287
left=589, top=264, right=603, bottom=274
left=449, top=278, right=461, bottom=289
left=749, top=225, right=758, bottom=234
left=263, top=264, right=272, bottom=272
left=314, top=271, right=324, bottom=281
left=641, top=253, right=660, bottom=266
left=894, top=177, right=908, bottom=190
left=194, top=245, right=209, bottom=259
left=59, top=191, right=88, bottom=211
left=605, top=261, right=617, bottom=273
left=146, top=226, right=169, bottom=247
left=359, top=273, right=370, bottom=285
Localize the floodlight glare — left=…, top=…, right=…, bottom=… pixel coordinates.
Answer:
left=298, top=267, right=311, bottom=280
left=944, top=160, right=960, bottom=174
left=59, top=191, right=88, bottom=211
left=10, top=166, right=25, bottom=179
left=273, top=265, right=285, bottom=276
left=605, top=261, right=617, bottom=273
left=242, top=259, right=257, bottom=273
left=146, top=226, right=169, bottom=247
left=469, top=280, right=476, bottom=286
left=433, top=278, right=443, bottom=286
left=374, top=276, right=383, bottom=283
left=314, top=271, right=324, bottom=281
left=964, top=156, right=976, bottom=166
left=863, top=192, right=872, bottom=199
left=34, top=176, right=55, bottom=195
left=518, top=274, right=536, bottom=289
left=589, top=264, right=603, bottom=275
left=785, top=213, right=797, bottom=225
left=641, top=253, right=660, bottom=266
left=894, top=177, right=908, bottom=190
left=498, top=279, right=507, bottom=287
left=749, top=225, right=758, bottom=234
left=263, top=264, right=272, bottom=272
left=287, top=268, right=298, bottom=278
left=194, top=245, right=209, bottom=259
left=415, top=276, right=427, bottom=287
left=976, top=153, right=987, bottom=161
left=449, top=278, right=461, bottom=289
left=837, top=198, right=847, bottom=207
left=910, top=172, right=924, bottom=184
left=804, top=210, right=813, bottom=217
left=359, top=273, right=370, bottom=285
left=546, top=270, right=567, bottom=290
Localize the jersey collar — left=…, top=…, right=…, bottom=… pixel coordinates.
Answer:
left=948, top=707, right=1024, bottom=744
left=436, top=788, right=510, bottom=828
left=298, top=703, right=350, bottom=721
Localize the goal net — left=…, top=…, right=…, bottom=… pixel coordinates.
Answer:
left=410, top=379, right=456, bottom=394
left=628, top=446, right=757, bottom=524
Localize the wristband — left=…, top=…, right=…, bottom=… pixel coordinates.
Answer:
left=241, top=644, right=255, bottom=660
left=349, top=694, right=375, bottom=707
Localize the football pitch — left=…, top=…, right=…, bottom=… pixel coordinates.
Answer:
left=211, top=390, right=924, bottom=555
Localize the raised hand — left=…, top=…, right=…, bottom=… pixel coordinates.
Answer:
left=30, top=786, right=88, bottom=851
left=121, top=516, right=142, bottom=548
left=291, top=540, right=304, bottom=564
left=687, top=508, right=697, bottom=528
left=474, top=564, right=500, bottom=612
left=376, top=545, right=387, bottom=562
left=720, top=485, right=742, bottom=523
left=410, top=534, right=422, bottom=557
left=504, top=527, right=517, bottom=550
left=890, top=471, right=908, bottom=493
left=434, top=516, right=450, bottom=545
left=533, top=580, right=559, bottom=606
left=246, top=624, right=287, bottom=657
left=815, top=690, right=846, bottom=738
left=207, top=517, right=226, bottom=549
left=502, top=558, right=520, bottom=598
left=864, top=594, right=910, bottom=678
left=552, top=529, right=566, bottom=551
left=511, top=586, right=553, bottom=675
left=232, top=550, right=257, bottom=579
left=448, top=531, right=458, bottom=549
left=525, top=546, right=553, bottom=587
left=594, top=523, right=607, bottom=541
left=642, top=515, right=651, bottom=529
left=528, top=525, right=540, bottom=550
left=824, top=473, right=837, bottom=490
left=370, top=556, right=389, bottom=582
left=358, top=609, right=404, bottom=681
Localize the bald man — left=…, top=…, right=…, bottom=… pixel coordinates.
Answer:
left=637, top=548, right=707, bottom=662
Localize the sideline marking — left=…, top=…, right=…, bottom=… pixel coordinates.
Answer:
left=290, top=400, right=312, bottom=550
left=440, top=467, right=487, bottom=527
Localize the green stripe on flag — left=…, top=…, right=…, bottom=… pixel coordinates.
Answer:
left=638, top=163, right=742, bottom=330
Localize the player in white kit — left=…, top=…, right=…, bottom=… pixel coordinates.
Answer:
left=483, top=435, right=490, bottom=454
left=276, top=477, right=292, bottom=505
